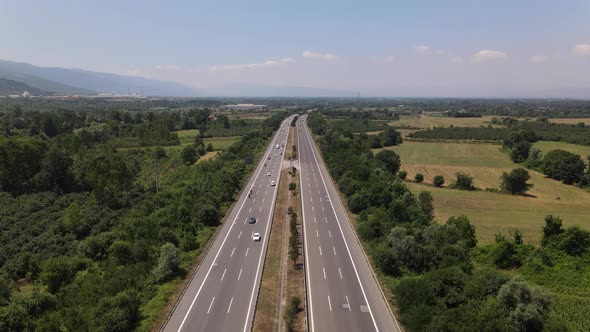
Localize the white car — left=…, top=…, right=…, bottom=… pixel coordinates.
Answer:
left=271, top=181, right=276, bottom=186
left=252, top=232, right=261, bottom=242
left=267, top=172, right=271, bottom=176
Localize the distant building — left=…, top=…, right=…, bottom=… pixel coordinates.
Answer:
left=223, top=103, right=266, bottom=110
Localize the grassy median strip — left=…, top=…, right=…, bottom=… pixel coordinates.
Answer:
left=283, top=125, right=306, bottom=332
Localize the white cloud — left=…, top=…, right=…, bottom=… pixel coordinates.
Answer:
left=471, top=50, right=507, bottom=63
left=450, top=56, right=463, bottom=64
left=371, top=55, right=396, bottom=64
left=530, top=55, right=547, bottom=64
left=155, top=64, right=180, bottom=71
left=572, top=43, right=590, bottom=56
left=301, top=50, right=337, bottom=60
left=414, top=45, right=432, bottom=55
left=210, top=57, right=295, bottom=71
left=415, top=45, right=445, bottom=56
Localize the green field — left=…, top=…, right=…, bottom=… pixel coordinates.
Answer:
left=176, top=129, right=201, bottom=145
left=390, top=115, right=502, bottom=129
left=175, top=129, right=241, bottom=151
left=533, top=141, right=590, bottom=162
left=376, top=141, right=590, bottom=245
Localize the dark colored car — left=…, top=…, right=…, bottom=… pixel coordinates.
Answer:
left=248, top=217, right=257, bottom=224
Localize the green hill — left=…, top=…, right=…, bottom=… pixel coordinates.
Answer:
left=0, top=78, right=50, bottom=96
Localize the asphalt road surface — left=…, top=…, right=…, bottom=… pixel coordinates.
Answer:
left=297, top=115, right=402, bottom=332
left=163, top=116, right=293, bottom=332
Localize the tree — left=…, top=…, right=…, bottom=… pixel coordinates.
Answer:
left=379, top=127, right=403, bottom=146
left=497, top=277, right=551, bottom=331
left=372, top=242, right=400, bottom=276
left=109, top=240, right=133, bottom=265
left=433, top=175, right=445, bottom=187
left=542, top=149, right=585, bottom=184
left=399, top=170, right=407, bottom=180
left=375, top=149, right=401, bottom=175
left=155, top=147, right=167, bottom=160
left=415, top=173, right=424, bottom=183
left=541, top=215, right=563, bottom=246
left=451, top=172, right=475, bottom=191
left=181, top=145, right=198, bottom=165
left=510, top=141, right=532, bottom=163
left=447, top=215, right=477, bottom=248
left=417, top=191, right=434, bottom=220
left=500, top=168, right=533, bottom=195
left=152, top=243, right=181, bottom=282
left=63, top=203, right=83, bottom=235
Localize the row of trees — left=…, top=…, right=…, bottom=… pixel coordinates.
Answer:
left=307, top=112, right=564, bottom=330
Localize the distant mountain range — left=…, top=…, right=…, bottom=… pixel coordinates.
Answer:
left=0, top=59, right=197, bottom=96
left=1, top=59, right=589, bottom=99
left=0, top=78, right=50, bottom=96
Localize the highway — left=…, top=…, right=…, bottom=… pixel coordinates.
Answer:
left=163, top=116, right=293, bottom=332
left=296, top=114, right=402, bottom=332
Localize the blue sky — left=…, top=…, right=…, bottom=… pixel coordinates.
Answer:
left=1, top=0, right=589, bottom=96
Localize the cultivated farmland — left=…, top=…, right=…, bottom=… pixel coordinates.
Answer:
left=376, top=141, right=590, bottom=244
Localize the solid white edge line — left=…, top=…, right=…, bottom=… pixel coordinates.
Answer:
left=176, top=118, right=289, bottom=332
left=302, top=118, right=381, bottom=332
left=242, top=117, right=289, bottom=332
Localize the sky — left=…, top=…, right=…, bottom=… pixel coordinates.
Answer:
left=1, top=0, right=590, bottom=97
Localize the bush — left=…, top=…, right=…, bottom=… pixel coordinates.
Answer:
left=399, top=170, right=407, bottom=180
left=152, top=243, right=180, bottom=282
left=433, top=175, right=445, bottom=187
left=284, top=296, right=300, bottom=332
left=415, top=173, right=424, bottom=183
left=451, top=172, right=475, bottom=191
left=288, top=182, right=296, bottom=191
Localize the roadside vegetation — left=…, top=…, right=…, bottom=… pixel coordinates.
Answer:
left=307, top=110, right=588, bottom=330
left=0, top=99, right=289, bottom=330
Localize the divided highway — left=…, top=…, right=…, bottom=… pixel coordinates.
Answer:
left=297, top=115, right=402, bottom=332
left=163, top=117, right=293, bottom=332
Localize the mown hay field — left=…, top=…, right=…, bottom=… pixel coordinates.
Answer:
left=375, top=141, right=590, bottom=245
